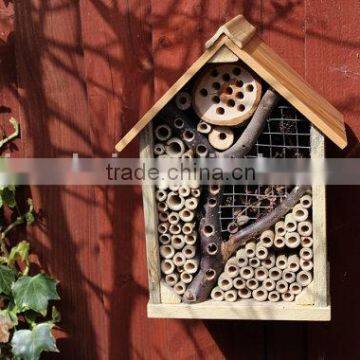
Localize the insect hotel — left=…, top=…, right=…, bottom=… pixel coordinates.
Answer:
left=116, top=15, right=346, bottom=321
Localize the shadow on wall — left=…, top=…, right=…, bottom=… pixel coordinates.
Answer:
left=0, top=0, right=358, bottom=359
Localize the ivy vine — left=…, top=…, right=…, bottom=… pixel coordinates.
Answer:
left=0, top=119, right=60, bottom=360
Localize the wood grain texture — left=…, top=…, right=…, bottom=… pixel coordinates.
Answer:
left=2, top=0, right=357, bottom=358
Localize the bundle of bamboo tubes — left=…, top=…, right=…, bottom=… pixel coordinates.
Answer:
left=211, top=192, right=314, bottom=302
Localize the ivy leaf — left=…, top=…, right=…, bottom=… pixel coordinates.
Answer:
left=0, top=310, right=14, bottom=343
left=0, top=186, right=16, bottom=208
left=24, top=199, right=35, bottom=225
left=8, top=241, right=30, bottom=266
left=11, top=323, right=58, bottom=360
left=12, top=274, right=60, bottom=316
left=0, top=265, right=16, bottom=295
left=51, top=306, right=61, bottom=324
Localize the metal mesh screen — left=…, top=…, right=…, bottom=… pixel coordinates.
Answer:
left=219, top=101, right=311, bottom=238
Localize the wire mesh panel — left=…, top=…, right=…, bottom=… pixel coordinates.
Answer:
left=220, top=100, right=311, bottom=238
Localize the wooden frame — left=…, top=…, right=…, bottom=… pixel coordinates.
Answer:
left=140, top=124, right=330, bottom=321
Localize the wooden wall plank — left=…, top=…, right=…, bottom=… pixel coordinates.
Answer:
left=305, top=1, right=360, bottom=359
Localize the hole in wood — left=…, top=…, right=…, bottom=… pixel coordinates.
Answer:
left=222, top=73, right=230, bottom=81
left=208, top=198, right=217, bottom=207
left=196, top=144, right=207, bottom=156
left=207, top=242, right=218, bottom=255
left=200, top=88, right=208, bottom=96
left=212, top=95, right=220, bottom=104
left=225, top=86, right=233, bottom=95
left=238, top=104, right=245, bottom=112
left=235, top=80, right=243, bottom=87
left=212, top=82, right=221, bottom=90
left=210, top=69, right=219, bottom=77
left=246, top=84, right=254, bottom=92
left=216, top=107, right=225, bottom=115
left=205, top=269, right=216, bottom=281
left=219, top=132, right=227, bottom=140
left=203, top=225, right=215, bottom=236
left=233, top=67, right=241, bottom=76
left=236, top=91, right=244, bottom=99
left=174, top=118, right=184, bottom=128
left=210, top=184, right=220, bottom=194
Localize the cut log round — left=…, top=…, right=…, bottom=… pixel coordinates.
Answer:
left=193, top=63, right=262, bottom=126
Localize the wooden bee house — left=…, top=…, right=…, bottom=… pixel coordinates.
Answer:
left=116, top=15, right=346, bottom=321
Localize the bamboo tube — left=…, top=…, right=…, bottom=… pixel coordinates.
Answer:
left=173, top=252, right=186, bottom=267
left=224, top=289, right=237, bottom=302
left=184, top=258, right=199, bottom=274
left=167, top=192, right=185, bottom=211
left=159, top=233, right=171, bottom=245
left=226, top=256, right=237, bottom=265
left=208, top=126, right=234, bottom=151
left=225, top=262, right=239, bottom=278
left=288, top=254, right=300, bottom=272
left=191, top=188, right=201, bottom=198
left=263, top=278, right=276, bottom=292
left=184, top=232, right=197, bottom=245
left=300, top=259, right=313, bottom=271
left=158, top=211, right=169, bottom=223
left=154, top=143, right=166, bottom=156
left=227, top=221, right=239, bottom=234
left=182, top=129, right=196, bottom=143
left=180, top=271, right=193, bottom=284
left=282, top=269, right=296, bottom=283
left=253, top=287, right=268, bottom=302
left=275, top=221, right=286, bottom=236
left=238, top=288, right=252, bottom=299
left=298, top=221, right=313, bottom=237
left=260, top=230, right=274, bottom=248
left=169, top=184, right=180, bottom=191
left=195, top=144, right=209, bottom=158
left=289, top=282, right=302, bottom=295
left=182, top=222, right=195, bottom=235
left=276, top=280, right=288, bottom=294
left=282, top=291, right=295, bottom=302
left=179, top=208, right=195, bottom=222
left=169, top=224, right=182, bottom=235
left=274, top=236, right=285, bottom=249
left=292, top=204, right=309, bottom=222
left=159, top=245, right=175, bottom=259
left=276, top=255, right=288, bottom=270
left=285, top=232, right=301, bottom=248
left=249, top=257, right=260, bottom=268
left=218, top=273, right=233, bottom=291
left=155, top=124, right=172, bottom=141
left=156, top=189, right=167, bottom=202
left=171, top=234, right=185, bottom=250
left=296, top=270, right=312, bottom=286
left=256, top=244, right=268, bottom=260
left=165, top=137, right=186, bottom=157
left=175, top=91, right=191, bottom=110
left=300, top=247, right=313, bottom=260
left=233, top=277, right=246, bottom=290
left=156, top=179, right=169, bottom=191
left=285, top=213, right=297, bottom=232
left=246, top=278, right=259, bottom=290
left=301, top=236, right=313, bottom=248
left=235, top=248, right=248, bottom=267
left=245, top=240, right=256, bottom=258
left=239, top=266, right=254, bottom=280
left=255, top=267, right=268, bottom=281
left=174, top=281, right=186, bottom=295
left=211, top=286, right=225, bottom=301
left=268, top=290, right=280, bottom=302
left=300, top=194, right=312, bottom=209
left=158, top=222, right=170, bottom=234
left=262, top=254, right=276, bottom=269
left=168, top=212, right=180, bottom=225
left=209, top=184, right=221, bottom=195
left=269, top=267, right=282, bottom=281
left=161, top=259, right=175, bottom=275
left=165, top=273, right=178, bottom=287
left=179, top=185, right=191, bottom=198
left=197, top=121, right=212, bottom=134
left=185, top=197, right=198, bottom=210
left=157, top=201, right=168, bottom=213
left=182, top=245, right=196, bottom=259
left=173, top=116, right=185, bottom=130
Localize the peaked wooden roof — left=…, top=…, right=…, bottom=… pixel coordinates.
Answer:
left=115, top=15, right=347, bottom=152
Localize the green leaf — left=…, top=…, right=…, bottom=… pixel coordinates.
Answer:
left=0, top=265, right=16, bottom=295
left=11, top=323, right=58, bottom=360
left=8, top=241, right=30, bottom=266
left=51, top=306, right=61, bottom=324
left=12, top=274, right=60, bottom=316
left=24, top=199, right=35, bottom=225
left=0, top=187, right=16, bottom=208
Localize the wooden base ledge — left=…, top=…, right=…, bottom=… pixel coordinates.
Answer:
left=147, top=301, right=330, bottom=321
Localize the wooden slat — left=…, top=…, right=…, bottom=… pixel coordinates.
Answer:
left=226, top=36, right=347, bottom=149
left=208, top=45, right=239, bottom=63
left=148, top=302, right=331, bottom=321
